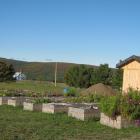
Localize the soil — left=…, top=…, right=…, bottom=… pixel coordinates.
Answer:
left=82, top=83, right=116, bottom=96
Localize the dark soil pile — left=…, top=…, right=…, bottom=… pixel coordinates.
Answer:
left=82, top=83, right=116, bottom=96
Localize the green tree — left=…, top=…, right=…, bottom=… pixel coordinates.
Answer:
left=0, top=62, right=15, bottom=82
left=112, top=69, right=123, bottom=90
left=65, top=65, right=91, bottom=88
left=78, top=65, right=91, bottom=88
left=90, top=64, right=112, bottom=85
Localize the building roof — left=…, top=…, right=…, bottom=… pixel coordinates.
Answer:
left=116, top=55, right=140, bottom=68
left=13, top=72, right=26, bottom=78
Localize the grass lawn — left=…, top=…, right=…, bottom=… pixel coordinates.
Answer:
left=0, top=81, right=67, bottom=96
left=0, top=106, right=140, bottom=140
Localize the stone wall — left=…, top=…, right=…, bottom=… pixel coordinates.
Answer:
left=100, top=113, right=133, bottom=129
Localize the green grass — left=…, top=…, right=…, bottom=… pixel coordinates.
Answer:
left=0, top=106, right=140, bottom=140
left=0, top=81, right=67, bottom=96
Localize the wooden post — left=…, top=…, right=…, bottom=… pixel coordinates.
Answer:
left=55, top=62, right=57, bottom=87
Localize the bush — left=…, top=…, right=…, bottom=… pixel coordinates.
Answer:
left=121, top=89, right=140, bottom=120
left=100, top=95, right=121, bottom=119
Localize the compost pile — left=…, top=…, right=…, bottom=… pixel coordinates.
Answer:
left=82, top=83, right=116, bottom=96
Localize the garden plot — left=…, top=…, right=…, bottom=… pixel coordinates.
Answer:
left=68, top=105, right=100, bottom=121
left=42, top=103, right=72, bottom=114
left=100, top=113, right=133, bottom=129
left=23, top=102, right=42, bottom=111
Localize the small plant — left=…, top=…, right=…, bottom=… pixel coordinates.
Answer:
left=100, top=95, right=121, bottom=119
left=64, top=97, right=87, bottom=103
left=0, top=92, right=6, bottom=97
left=64, top=94, right=102, bottom=103
left=88, top=94, right=102, bottom=103
left=121, top=89, right=140, bottom=121
left=32, top=98, right=52, bottom=104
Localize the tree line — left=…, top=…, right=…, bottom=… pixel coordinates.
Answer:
left=0, top=61, right=123, bottom=89
left=65, top=64, right=123, bottom=89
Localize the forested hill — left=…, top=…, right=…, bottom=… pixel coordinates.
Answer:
left=0, top=57, right=97, bottom=82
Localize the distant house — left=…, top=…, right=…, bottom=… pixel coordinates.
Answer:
left=116, top=55, right=140, bottom=93
left=13, top=72, right=26, bottom=81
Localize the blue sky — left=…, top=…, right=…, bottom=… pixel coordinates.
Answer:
left=0, top=0, right=140, bottom=67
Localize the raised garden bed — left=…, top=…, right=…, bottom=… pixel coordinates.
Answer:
left=42, top=103, right=71, bottom=114
left=68, top=106, right=100, bottom=121
left=8, top=98, right=24, bottom=107
left=23, top=102, right=42, bottom=111
left=0, top=97, right=11, bottom=105
left=99, top=90, right=140, bottom=129
left=100, top=113, right=133, bottom=129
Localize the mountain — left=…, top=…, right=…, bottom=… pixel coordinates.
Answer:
left=0, top=57, right=97, bottom=82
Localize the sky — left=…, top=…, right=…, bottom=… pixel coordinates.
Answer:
left=0, top=0, right=140, bottom=67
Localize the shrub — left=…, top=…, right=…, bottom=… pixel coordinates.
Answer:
left=100, top=95, right=121, bottom=119
left=121, top=89, right=140, bottom=120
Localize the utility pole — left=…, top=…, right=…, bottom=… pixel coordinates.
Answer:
left=54, top=62, right=57, bottom=87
